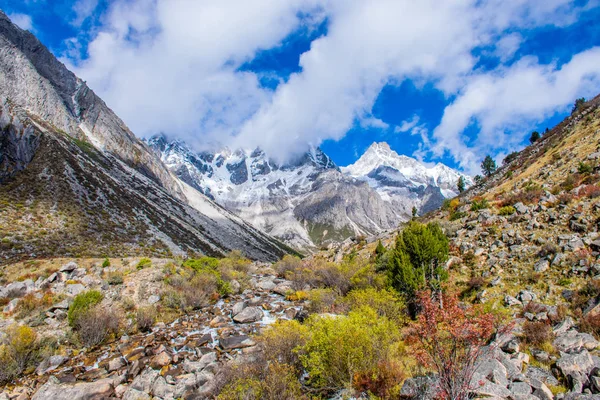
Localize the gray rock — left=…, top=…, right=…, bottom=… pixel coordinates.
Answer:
left=231, top=301, right=246, bottom=316
left=147, top=295, right=160, bottom=305
left=232, top=306, right=263, bottom=323
left=121, top=388, right=151, bottom=400
left=534, top=259, right=550, bottom=272
left=554, top=332, right=599, bottom=352
left=60, top=262, right=78, bottom=273
left=556, top=349, right=594, bottom=379
left=514, top=202, right=528, bottom=214
left=66, top=284, right=86, bottom=296
left=131, top=367, right=159, bottom=393
left=31, top=377, right=114, bottom=400
left=220, top=335, right=256, bottom=350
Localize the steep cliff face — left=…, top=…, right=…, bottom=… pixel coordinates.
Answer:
left=0, top=11, right=182, bottom=198
left=0, top=11, right=295, bottom=263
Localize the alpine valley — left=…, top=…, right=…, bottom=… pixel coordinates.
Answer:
left=147, top=136, right=471, bottom=251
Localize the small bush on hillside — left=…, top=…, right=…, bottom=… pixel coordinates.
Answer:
left=101, top=258, right=110, bottom=268
left=257, top=320, right=309, bottom=375
left=578, top=162, right=593, bottom=175
left=538, top=243, right=559, bottom=258
left=75, top=307, right=121, bottom=347
left=470, top=198, right=489, bottom=211
left=217, top=362, right=302, bottom=400
left=449, top=211, right=467, bottom=221
left=579, top=184, right=600, bottom=199
left=68, top=290, right=103, bottom=327
left=106, top=271, right=124, bottom=285
left=522, top=321, right=553, bottom=346
left=306, top=288, right=339, bottom=314
left=301, top=307, right=401, bottom=393
left=136, top=306, right=157, bottom=332
left=407, top=291, right=499, bottom=400
left=498, top=206, right=516, bottom=216
left=274, top=255, right=303, bottom=278
left=0, top=324, right=38, bottom=384
left=136, top=258, right=152, bottom=270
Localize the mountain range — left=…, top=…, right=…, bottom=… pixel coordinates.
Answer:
left=0, top=10, right=293, bottom=263
left=0, top=9, right=469, bottom=260
left=147, top=136, right=471, bottom=251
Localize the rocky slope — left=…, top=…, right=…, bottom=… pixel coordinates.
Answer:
left=0, top=11, right=293, bottom=263
left=147, top=137, right=468, bottom=251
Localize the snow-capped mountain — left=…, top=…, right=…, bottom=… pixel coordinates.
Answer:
left=342, top=142, right=472, bottom=216
left=148, top=137, right=470, bottom=252
left=147, top=135, right=403, bottom=251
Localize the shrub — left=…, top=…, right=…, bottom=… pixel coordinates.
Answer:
left=0, top=324, right=38, bottom=384
left=217, top=362, right=302, bottom=400
left=136, top=306, right=157, bottom=332
left=343, top=288, right=406, bottom=324
left=465, top=276, right=487, bottom=294
left=75, top=306, right=121, bottom=347
left=301, top=307, right=400, bottom=392
left=306, top=288, right=339, bottom=314
left=579, top=184, right=600, bottom=199
left=538, top=243, right=559, bottom=258
left=183, top=256, right=220, bottom=271
left=257, top=320, right=309, bottom=374
left=353, top=360, right=405, bottom=399
left=449, top=211, right=467, bottom=221
left=407, top=291, right=500, bottom=400
left=522, top=321, right=553, bottom=346
left=106, top=271, right=124, bottom=285
left=470, top=198, right=489, bottom=211
left=274, top=255, right=303, bottom=278
left=503, top=152, right=519, bottom=165
left=136, top=258, right=152, bottom=270
left=578, top=162, right=593, bottom=175
left=102, top=258, right=110, bottom=268
left=68, top=290, right=103, bottom=327
left=498, top=206, right=515, bottom=216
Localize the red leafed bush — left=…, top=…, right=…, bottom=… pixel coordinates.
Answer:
left=579, top=184, right=600, bottom=199
left=407, top=291, right=506, bottom=400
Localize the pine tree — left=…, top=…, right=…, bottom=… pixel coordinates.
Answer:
left=412, top=206, right=418, bottom=218
left=481, top=155, right=496, bottom=177
left=572, top=97, right=585, bottom=114
left=387, top=222, right=449, bottom=309
left=457, top=176, right=465, bottom=193
left=375, top=240, right=386, bottom=259
left=529, top=131, right=540, bottom=144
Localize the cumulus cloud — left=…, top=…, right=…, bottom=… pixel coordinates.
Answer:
left=67, top=0, right=600, bottom=170
left=8, top=13, right=33, bottom=31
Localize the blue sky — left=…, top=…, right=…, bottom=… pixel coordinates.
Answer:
left=3, top=1, right=600, bottom=174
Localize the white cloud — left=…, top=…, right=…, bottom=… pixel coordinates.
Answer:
left=67, top=0, right=600, bottom=170
left=432, top=48, right=600, bottom=174
left=8, top=13, right=33, bottom=31
left=395, top=115, right=420, bottom=133
left=71, top=0, right=99, bottom=27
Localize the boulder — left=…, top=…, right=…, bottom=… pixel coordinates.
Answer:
left=232, top=306, right=263, bottom=323
left=556, top=349, right=594, bottom=379
left=31, top=377, right=114, bottom=400
left=220, top=335, right=256, bottom=350
left=60, top=262, right=78, bottom=273
left=150, top=351, right=172, bottom=369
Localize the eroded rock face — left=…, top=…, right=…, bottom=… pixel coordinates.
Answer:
left=0, top=111, right=39, bottom=182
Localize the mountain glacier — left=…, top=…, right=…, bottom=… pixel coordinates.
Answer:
left=148, top=136, right=471, bottom=251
